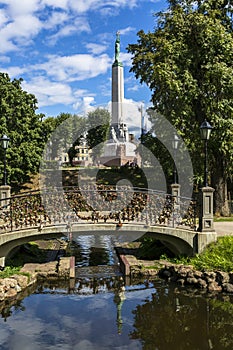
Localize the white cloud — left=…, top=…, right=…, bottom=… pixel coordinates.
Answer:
left=0, top=14, right=42, bottom=53
left=34, top=53, right=111, bottom=81
left=47, top=17, right=91, bottom=45
left=22, top=77, right=75, bottom=107
left=118, top=26, right=135, bottom=35
left=42, top=0, right=138, bottom=13
left=68, top=0, right=138, bottom=13
left=0, top=55, right=10, bottom=63
left=73, top=96, right=96, bottom=113
left=0, top=0, right=152, bottom=113
left=0, top=0, right=140, bottom=54
left=41, top=0, right=68, bottom=9
left=0, top=0, right=41, bottom=16
left=123, top=99, right=142, bottom=130
left=0, top=9, right=8, bottom=28
left=21, top=76, right=99, bottom=112
left=43, top=11, right=70, bottom=30
left=0, top=65, right=27, bottom=77
left=120, top=52, right=133, bottom=66
left=127, top=84, right=139, bottom=92
left=86, top=43, right=107, bottom=55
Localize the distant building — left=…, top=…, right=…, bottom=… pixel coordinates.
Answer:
left=55, top=139, right=92, bottom=167
left=73, top=139, right=92, bottom=166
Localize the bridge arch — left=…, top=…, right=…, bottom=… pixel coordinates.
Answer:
left=0, top=223, right=198, bottom=267
left=0, top=227, right=64, bottom=267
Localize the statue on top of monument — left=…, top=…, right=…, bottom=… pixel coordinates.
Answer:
left=115, top=31, right=120, bottom=63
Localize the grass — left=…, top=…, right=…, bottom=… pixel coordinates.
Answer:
left=0, top=266, right=21, bottom=278
left=160, top=236, right=233, bottom=272
left=214, top=216, right=233, bottom=222
left=0, top=266, right=31, bottom=281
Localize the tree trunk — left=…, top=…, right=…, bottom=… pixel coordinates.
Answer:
left=212, top=167, right=230, bottom=216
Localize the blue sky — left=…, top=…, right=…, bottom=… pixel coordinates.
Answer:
left=0, top=0, right=167, bottom=121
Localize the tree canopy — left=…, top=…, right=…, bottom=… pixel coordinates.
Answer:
left=86, top=108, right=110, bottom=163
left=127, top=0, right=233, bottom=215
left=0, top=73, right=45, bottom=186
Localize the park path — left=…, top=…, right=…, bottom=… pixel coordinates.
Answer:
left=214, top=221, right=233, bottom=236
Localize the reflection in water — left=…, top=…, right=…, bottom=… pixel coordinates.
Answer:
left=0, top=279, right=233, bottom=349
left=68, top=234, right=120, bottom=267
left=130, top=286, right=233, bottom=350
left=0, top=232, right=233, bottom=349
left=113, top=277, right=126, bottom=335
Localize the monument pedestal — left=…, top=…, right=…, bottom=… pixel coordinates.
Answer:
left=100, top=141, right=139, bottom=167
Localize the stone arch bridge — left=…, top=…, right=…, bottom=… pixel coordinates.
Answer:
left=0, top=186, right=217, bottom=267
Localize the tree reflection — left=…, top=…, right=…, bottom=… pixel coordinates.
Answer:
left=0, top=299, right=26, bottom=322
left=130, top=286, right=233, bottom=350
left=209, top=298, right=233, bottom=349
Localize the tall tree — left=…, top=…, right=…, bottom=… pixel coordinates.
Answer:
left=42, top=113, right=86, bottom=165
left=0, top=73, right=45, bottom=186
left=127, top=0, right=233, bottom=215
left=86, top=108, right=110, bottom=164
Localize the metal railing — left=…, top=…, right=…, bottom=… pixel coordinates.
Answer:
left=0, top=186, right=197, bottom=233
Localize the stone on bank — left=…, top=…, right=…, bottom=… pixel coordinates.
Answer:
left=0, top=256, right=75, bottom=302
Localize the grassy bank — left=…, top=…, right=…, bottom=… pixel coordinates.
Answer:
left=0, top=266, right=22, bottom=279
left=214, top=216, right=233, bottom=222
left=138, top=236, right=233, bottom=273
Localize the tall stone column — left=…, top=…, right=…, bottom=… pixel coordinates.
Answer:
left=198, top=186, right=215, bottom=232
left=195, top=186, right=217, bottom=254
left=171, top=183, right=181, bottom=227
left=171, top=183, right=180, bottom=201
left=111, top=32, right=124, bottom=127
left=0, top=185, right=11, bottom=209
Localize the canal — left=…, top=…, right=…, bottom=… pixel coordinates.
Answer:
left=0, top=234, right=232, bottom=350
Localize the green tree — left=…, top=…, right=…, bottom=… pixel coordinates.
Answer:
left=139, top=131, right=174, bottom=184
left=86, top=108, right=110, bottom=164
left=0, top=73, right=45, bottom=185
left=42, top=113, right=87, bottom=165
left=127, top=0, right=233, bottom=215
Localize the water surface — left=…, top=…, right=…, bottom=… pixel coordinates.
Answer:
left=0, top=234, right=232, bottom=349
left=0, top=278, right=233, bottom=350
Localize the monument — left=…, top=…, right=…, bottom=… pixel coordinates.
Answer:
left=99, top=32, right=140, bottom=167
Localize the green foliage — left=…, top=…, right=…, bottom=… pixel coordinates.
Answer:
left=43, top=109, right=110, bottom=166
left=138, top=237, right=175, bottom=260
left=214, top=216, right=233, bottom=222
left=96, top=167, right=148, bottom=188
left=0, top=266, right=21, bottom=278
left=0, top=73, right=46, bottom=185
left=127, top=0, right=233, bottom=215
left=42, top=113, right=87, bottom=167
left=164, top=236, right=233, bottom=272
left=86, top=108, right=110, bottom=163
left=139, top=132, right=173, bottom=183
left=192, top=236, right=233, bottom=272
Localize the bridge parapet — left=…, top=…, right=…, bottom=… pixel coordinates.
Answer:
left=0, top=186, right=197, bottom=234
